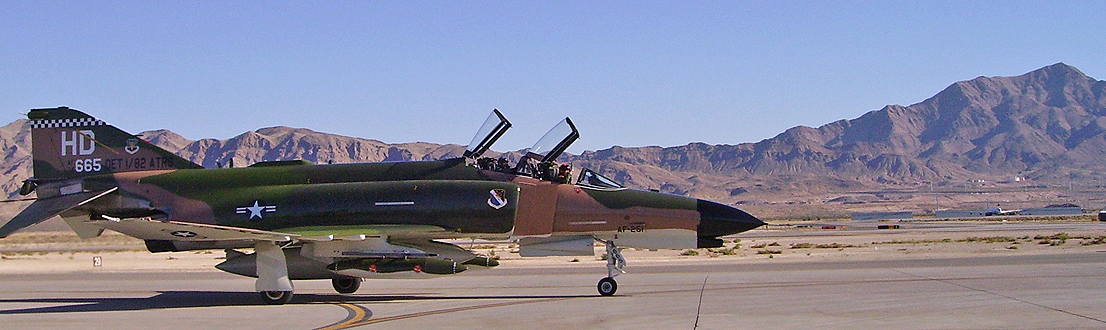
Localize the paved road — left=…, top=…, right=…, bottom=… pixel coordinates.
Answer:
left=2, top=251, right=1105, bottom=329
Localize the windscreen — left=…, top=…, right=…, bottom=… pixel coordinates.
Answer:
left=576, top=169, right=625, bottom=189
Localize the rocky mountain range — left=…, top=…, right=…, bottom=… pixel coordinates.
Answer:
left=3, top=63, right=1105, bottom=217
left=567, top=63, right=1106, bottom=200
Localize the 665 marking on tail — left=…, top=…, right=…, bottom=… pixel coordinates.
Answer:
left=73, top=158, right=103, bottom=173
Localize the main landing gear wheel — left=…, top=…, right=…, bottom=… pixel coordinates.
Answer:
left=598, top=277, right=618, bottom=296
left=332, top=277, right=362, bottom=294
left=260, top=291, right=293, bottom=305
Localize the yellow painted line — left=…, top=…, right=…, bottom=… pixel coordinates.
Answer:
left=352, top=297, right=569, bottom=327
left=314, top=303, right=371, bottom=330
left=318, top=297, right=579, bottom=330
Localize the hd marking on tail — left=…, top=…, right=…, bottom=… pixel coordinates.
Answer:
left=28, top=106, right=202, bottom=180
left=59, top=130, right=97, bottom=156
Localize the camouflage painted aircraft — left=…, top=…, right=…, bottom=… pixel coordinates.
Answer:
left=0, top=107, right=764, bottom=304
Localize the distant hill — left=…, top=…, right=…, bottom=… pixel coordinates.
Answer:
left=565, top=63, right=1106, bottom=200
left=148, top=126, right=467, bottom=168
left=3, top=63, right=1105, bottom=214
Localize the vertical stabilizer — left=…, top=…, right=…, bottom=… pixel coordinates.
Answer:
left=28, top=107, right=202, bottom=180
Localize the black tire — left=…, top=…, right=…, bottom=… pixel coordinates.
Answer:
left=332, top=277, right=362, bottom=294
left=260, top=291, right=293, bottom=305
left=597, top=277, right=617, bottom=296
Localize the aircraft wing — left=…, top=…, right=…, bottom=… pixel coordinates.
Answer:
left=87, top=221, right=449, bottom=243
left=0, top=187, right=118, bottom=238
left=90, top=218, right=299, bottom=242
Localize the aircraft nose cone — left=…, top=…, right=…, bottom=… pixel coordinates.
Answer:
left=697, top=199, right=765, bottom=238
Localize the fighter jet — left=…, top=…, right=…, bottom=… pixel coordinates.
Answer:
left=0, top=107, right=764, bottom=304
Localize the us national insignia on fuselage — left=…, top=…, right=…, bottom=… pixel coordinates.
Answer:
left=487, top=189, right=508, bottom=209
left=236, top=200, right=277, bottom=220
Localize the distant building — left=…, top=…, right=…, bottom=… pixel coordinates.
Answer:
left=1019, top=207, right=1082, bottom=216
left=934, top=210, right=990, bottom=218
left=851, top=212, right=914, bottom=221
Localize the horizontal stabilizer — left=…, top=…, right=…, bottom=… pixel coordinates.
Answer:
left=0, top=188, right=117, bottom=238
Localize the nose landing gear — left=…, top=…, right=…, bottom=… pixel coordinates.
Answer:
left=595, top=238, right=626, bottom=296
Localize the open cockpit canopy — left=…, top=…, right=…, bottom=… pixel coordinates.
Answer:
left=465, top=111, right=606, bottom=187
left=464, top=109, right=512, bottom=159
left=526, top=117, right=578, bottom=163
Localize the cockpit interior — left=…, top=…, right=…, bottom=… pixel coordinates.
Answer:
left=464, top=109, right=623, bottom=189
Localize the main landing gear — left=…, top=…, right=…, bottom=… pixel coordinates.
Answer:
left=332, top=276, right=362, bottom=294
left=261, top=290, right=293, bottom=304
left=255, top=241, right=295, bottom=305
left=595, top=238, right=626, bottom=296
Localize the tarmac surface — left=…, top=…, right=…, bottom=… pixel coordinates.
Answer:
left=2, top=250, right=1106, bottom=330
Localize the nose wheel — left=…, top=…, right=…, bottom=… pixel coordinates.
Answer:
left=595, top=238, right=626, bottom=296
left=598, top=277, right=618, bottom=296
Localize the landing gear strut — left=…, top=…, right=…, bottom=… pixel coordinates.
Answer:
left=255, top=241, right=295, bottom=305
left=595, top=238, right=626, bottom=296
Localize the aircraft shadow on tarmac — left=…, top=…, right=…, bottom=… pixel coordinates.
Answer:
left=0, top=291, right=595, bottom=314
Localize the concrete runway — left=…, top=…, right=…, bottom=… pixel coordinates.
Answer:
left=2, top=252, right=1106, bottom=330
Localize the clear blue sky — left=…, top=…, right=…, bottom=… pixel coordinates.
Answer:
left=2, top=1, right=1104, bottom=153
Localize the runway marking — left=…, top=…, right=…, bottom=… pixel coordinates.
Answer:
left=315, top=303, right=372, bottom=330
left=315, top=297, right=575, bottom=329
